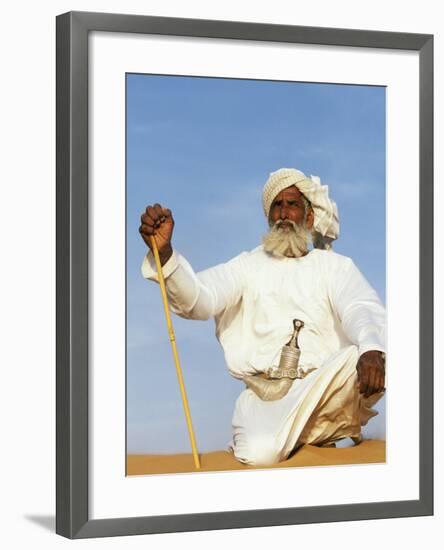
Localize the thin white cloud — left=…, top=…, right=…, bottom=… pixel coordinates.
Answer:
left=130, top=121, right=174, bottom=135
left=201, top=179, right=263, bottom=222
left=331, top=179, right=381, bottom=200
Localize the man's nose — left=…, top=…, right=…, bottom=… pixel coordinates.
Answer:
left=280, top=205, right=289, bottom=219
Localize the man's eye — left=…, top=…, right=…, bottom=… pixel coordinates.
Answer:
left=272, top=200, right=301, bottom=207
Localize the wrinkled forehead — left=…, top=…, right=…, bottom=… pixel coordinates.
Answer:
left=271, top=185, right=304, bottom=202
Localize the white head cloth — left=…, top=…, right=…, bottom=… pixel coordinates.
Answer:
left=262, top=167, right=340, bottom=249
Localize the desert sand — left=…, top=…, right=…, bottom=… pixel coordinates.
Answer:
left=127, top=439, right=385, bottom=475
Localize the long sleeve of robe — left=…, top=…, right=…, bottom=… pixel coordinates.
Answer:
left=141, top=246, right=386, bottom=465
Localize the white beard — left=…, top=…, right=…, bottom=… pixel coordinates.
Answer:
left=262, top=220, right=312, bottom=258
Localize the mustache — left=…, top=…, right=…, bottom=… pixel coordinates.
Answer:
left=274, top=219, right=298, bottom=230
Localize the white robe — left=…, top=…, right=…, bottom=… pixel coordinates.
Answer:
left=141, top=246, right=386, bottom=465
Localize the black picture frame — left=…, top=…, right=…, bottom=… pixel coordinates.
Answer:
left=56, top=10, right=434, bottom=539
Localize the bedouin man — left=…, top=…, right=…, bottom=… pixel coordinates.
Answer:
left=139, top=168, right=386, bottom=466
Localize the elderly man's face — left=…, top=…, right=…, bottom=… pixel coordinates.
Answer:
left=269, top=186, right=313, bottom=231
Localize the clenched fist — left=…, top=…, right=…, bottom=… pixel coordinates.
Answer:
left=139, top=203, right=174, bottom=265
left=356, top=350, right=385, bottom=398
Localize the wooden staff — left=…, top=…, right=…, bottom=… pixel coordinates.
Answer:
left=149, top=235, right=201, bottom=470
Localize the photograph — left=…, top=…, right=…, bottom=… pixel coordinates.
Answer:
left=126, top=73, right=387, bottom=475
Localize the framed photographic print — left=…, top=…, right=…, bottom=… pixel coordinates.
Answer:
left=56, top=10, right=433, bottom=539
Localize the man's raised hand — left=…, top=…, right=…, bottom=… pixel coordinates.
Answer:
left=139, top=203, right=174, bottom=265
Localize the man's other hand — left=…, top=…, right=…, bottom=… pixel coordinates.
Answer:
left=356, top=350, right=385, bottom=397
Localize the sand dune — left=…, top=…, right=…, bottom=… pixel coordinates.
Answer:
left=127, top=439, right=385, bottom=475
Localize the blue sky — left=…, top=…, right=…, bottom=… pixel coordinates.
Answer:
left=126, top=74, right=386, bottom=454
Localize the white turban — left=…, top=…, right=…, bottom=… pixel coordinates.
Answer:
left=262, top=168, right=340, bottom=249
